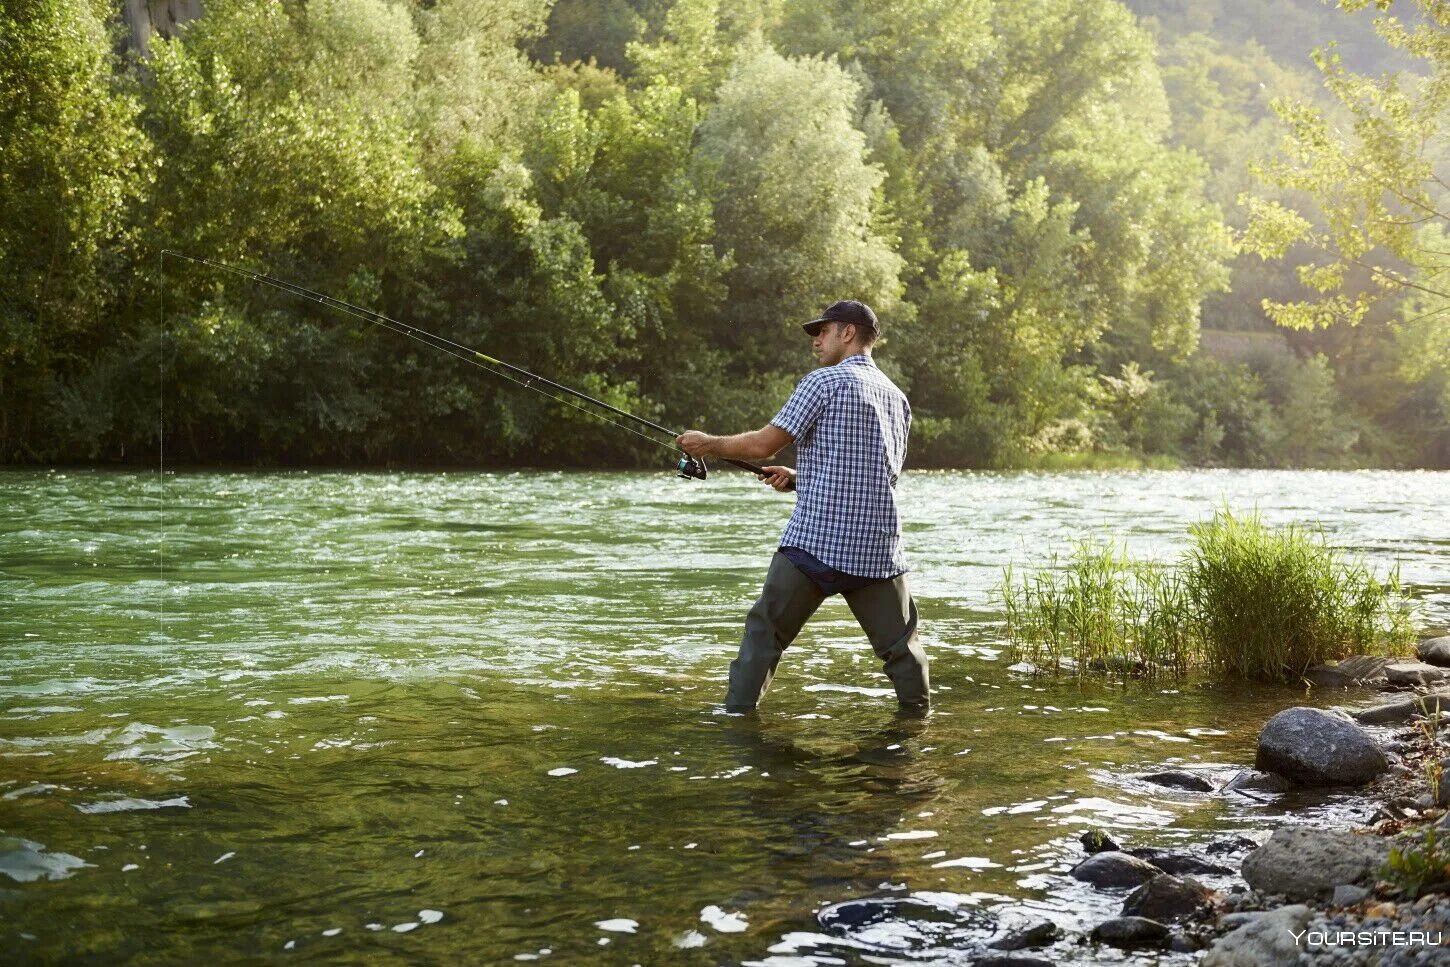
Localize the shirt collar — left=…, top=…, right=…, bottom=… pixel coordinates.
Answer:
left=837, top=353, right=875, bottom=368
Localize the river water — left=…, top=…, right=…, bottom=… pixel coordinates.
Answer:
left=2, top=469, right=1447, bottom=964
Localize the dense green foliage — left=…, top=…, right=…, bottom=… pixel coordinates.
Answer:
left=0, top=0, right=1444, bottom=466
left=1001, top=510, right=1416, bottom=684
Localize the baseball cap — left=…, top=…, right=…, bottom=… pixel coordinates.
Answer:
left=803, top=300, right=879, bottom=336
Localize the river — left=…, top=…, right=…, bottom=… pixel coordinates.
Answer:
left=2, top=468, right=1447, bottom=963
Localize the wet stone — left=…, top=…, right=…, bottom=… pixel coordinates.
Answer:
left=1078, top=829, right=1120, bottom=854
left=1139, top=769, right=1215, bottom=792
left=1126, top=847, right=1233, bottom=876
left=815, top=896, right=997, bottom=956
left=1090, top=916, right=1171, bottom=950
left=1069, top=851, right=1162, bottom=889
left=971, top=955, right=1055, bottom=967
left=1205, top=835, right=1262, bottom=856
left=987, top=918, right=1059, bottom=950
left=1121, top=873, right=1220, bottom=923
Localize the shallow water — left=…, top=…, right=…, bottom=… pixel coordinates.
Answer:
left=2, top=468, right=1447, bottom=964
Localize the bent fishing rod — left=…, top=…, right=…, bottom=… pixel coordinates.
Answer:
left=161, top=251, right=767, bottom=481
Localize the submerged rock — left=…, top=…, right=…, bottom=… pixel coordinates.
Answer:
left=1069, top=851, right=1161, bottom=889
left=1241, top=827, right=1393, bottom=901
left=1086, top=656, right=1146, bottom=676
left=1255, top=706, right=1389, bottom=785
left=1078, top=829, right=1119, bottom=854
left=1139, top=769, right=1215, bottom=792
left=1204, top=835, right=1263, bottom=856
left=1201, top=904, right=1312, bottom=967
left=972, top=955, right=1055, bottom=967
left=1121, top=873, right=1219, bottom=923
left=1089, top=916, right=1171, bottom=949
left=987, top=918, right=1059, bottom=950
left=815, top=896, right=997, bottom=956
left=1126, top=847, right=1233, bottom=876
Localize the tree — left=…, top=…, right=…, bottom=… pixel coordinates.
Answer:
left=0, top=0, right=148, bottom=457
left=1242, top=0, right=1450, bottom=330
left=694, top=43, right=904, bottom=372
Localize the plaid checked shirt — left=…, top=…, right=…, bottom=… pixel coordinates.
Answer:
left=769, top=354, right=911, bottom=579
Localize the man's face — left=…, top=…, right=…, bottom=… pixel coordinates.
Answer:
left=812, top=322, right=855, bottom=366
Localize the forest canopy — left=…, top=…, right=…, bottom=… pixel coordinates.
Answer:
left=1, top=0, right=1446, bottom=467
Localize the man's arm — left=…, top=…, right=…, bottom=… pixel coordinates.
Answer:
left=676, top=424, right=793, bottom=461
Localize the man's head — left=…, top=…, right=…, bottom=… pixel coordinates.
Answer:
left=803, top=300, right=878, bottom=365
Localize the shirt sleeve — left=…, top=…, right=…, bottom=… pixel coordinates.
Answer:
left=770, top=372, right=830, bottom=440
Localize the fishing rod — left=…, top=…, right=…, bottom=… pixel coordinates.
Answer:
left=161, top=251, right=768, bottom=481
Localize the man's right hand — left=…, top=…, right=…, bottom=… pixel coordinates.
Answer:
left=756, top=466, right=796, bottom=492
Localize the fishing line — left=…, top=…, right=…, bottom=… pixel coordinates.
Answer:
left=160, top=251, right=696, bottom=460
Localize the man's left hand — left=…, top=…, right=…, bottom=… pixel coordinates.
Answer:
left=676, top=430, right=714, bottom=457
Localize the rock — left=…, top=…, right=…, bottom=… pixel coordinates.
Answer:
left=987, top=919, right=1059, bottom=950
left=1090, top=916, right=1171, bottom=949
left=1121, top=874, right=1219, bottom=923
left=1305, top=655, right=1400, bottom=688
left=1068, top=851, right=1162, bottom=889
left=1139, top=770, right=1215, bottom=792
left=1386, top=661, right=1450, bottom=688
left=1220, top=770, right=1295, bottom=799
left=1256, top=706, right=1389, bottom=786
left=1332, top=884, right=1370, bottom=906
left=1216, top=911, right=1267, bottom=931
left=1205, top=835, right=1262, bottom=856
left=971, top=956, right=1055, bottom=967
left=1201, top=904, right=1313, bottom=967
left=1241, top=827, right=1394, bottom=901
left=1078, top=829, right=1119, bottom=855
left=1168, top=932, right=1205, bottom=952
left=1353, top=691, right=1450, bottom=725
left=1125, top=847, right=1233, bottom=876
left=1087, top=656, right=1146, bottom=676
left=1420, top=636, right=1450, bottom=667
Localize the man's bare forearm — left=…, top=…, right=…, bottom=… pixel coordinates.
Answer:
left=706, top=429, right=779, bottom=461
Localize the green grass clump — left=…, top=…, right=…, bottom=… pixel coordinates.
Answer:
left=1188, top=510, right=1415, bottom=680
left=1000, top=509, right=1415, bottom=683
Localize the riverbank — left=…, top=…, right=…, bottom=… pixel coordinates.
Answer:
left=1032, top=633, right=1450, bottom=965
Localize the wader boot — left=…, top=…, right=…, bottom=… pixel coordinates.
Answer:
left=724, top=552, right=930, bottom=711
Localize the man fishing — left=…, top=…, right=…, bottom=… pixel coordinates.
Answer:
left=676, top=300, right=929, bottom=714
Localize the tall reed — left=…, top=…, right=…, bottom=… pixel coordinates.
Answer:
left=1000, top=509, right=1415, bottom=683
left=1187, top=509, right=1415, bottom=681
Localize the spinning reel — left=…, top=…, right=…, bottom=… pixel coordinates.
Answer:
left=676, top=453, right=709, bottom=480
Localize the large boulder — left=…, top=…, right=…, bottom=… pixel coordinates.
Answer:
left=1419, top=636, right=1450, bottom=667
left=1241, top=827, right=1393, bottom=901
left=1069, top=851, right=1161, bottom=889
left=1121, top=874, right=1219, bottom=923
left=1201, top=904, right=1313, bottom=967
left=1256, top=706, right=1389, bottom=785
